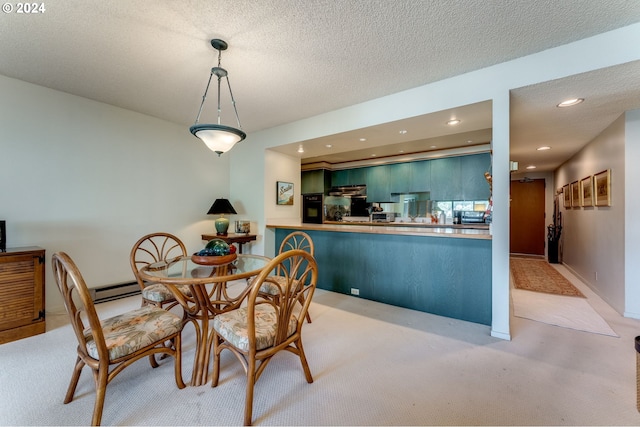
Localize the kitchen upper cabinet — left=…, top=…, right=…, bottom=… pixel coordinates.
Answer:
left=366, top=165, right=391, bottom=202
left=409, top=161, right=430, bottom=193
left=388, top=163, right=410, bottom=193
left=460, top=153, right=491, bottom=200
left=430, top=157, right=461, bottom=200
left=331, top=168, right=366, bottom=187
left=331, top=170, right=349, bottom=186
left=348, top=167, right=367, bottom=185
left=301, top=169, right=330, bottom=194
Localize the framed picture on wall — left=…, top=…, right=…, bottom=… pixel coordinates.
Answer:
left=594, top=169, right=611, bottom=206
left=276, top=181, right=294, bottom=205
left=563, top=184, right=571, bottom=208
left=581, top=176, right=593, bottom=207
left=570, top=180, right=580, bottom=208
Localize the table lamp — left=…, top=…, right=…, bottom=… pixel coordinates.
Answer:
left=207, top=198, right=237, bottom=236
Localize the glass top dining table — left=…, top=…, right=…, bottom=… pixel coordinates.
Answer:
left=139, top=254, right=271, bottom=386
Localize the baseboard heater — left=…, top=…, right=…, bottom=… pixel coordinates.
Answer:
left=90, top=282, right=140, bottom=304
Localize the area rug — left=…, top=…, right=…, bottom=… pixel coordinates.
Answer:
left=512, top=288, right=618, bottom=337
left=510, top=257, right=585, bottom=297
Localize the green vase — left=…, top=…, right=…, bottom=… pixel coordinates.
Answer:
left=215, top=216, right=230, bottom=235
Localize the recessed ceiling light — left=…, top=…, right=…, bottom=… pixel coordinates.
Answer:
left=526, top=165, right=536, bottom=170
left=325, top=144, right=332, bottom=148
left=399, top=150, right=404, bottom=153
left=359, top=138, right=367, bottom=142
left=537, top=146, right=551, bottom=151
left=447, top=119, right=461, bottom=125
left=430, top=145, right=437, bottom=149
left=557, top=98, right=584, bottom=107
left=399, top=130, right=407, bottom=134
left=371, top=154, right=377, bottom=157
left=466, top=140, right=473, bottom=144
left=297, top=145, right=304, bottom=153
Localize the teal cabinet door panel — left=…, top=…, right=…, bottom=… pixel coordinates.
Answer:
left=274, top=228, right=492, bottom=325
left=331, top=170, right=349, bottom=186
left=389, top=163, right=410, bottom=193
left=409, top=160, right=431, bottom=192
left=348, top=167, right=367, bottom=185
left=301, top=170, right=326, bottom=194
left=430, top=157, right=461, bottom=200
left=366, top=165, right=391, bottom=202
left=460, top=153, right=492, bottom=200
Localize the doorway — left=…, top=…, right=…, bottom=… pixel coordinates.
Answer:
left=510, top=178, right=546, bottom=255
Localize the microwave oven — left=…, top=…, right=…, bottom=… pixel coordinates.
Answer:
left=371, top=212, right=395, bottom=222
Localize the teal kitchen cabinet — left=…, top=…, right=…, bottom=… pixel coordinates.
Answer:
left=388, top=163, right=410, bottom=193
left=409, top=160, right=430, bottom=193
left=429, top=157, right=461, bottom=200
left=460, top=153, right=491, bottom=200
left=366, top=165, right=391, bottom=202
left=331, top=169, right=349, bottom=186
left=348, top=167, right=367, bottom=185
left=301, top=169, right=331, bottom=194
left=331, top=168, right=367, bottom=187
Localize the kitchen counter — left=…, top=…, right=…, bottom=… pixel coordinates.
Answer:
left=269, top=224, right=492, bottom=325
left=267, top=220, right=491, bottom=240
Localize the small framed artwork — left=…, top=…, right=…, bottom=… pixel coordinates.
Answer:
left=276, top=181, right=294, bottom=205
left=581, top=176, right=593, bottom=207
left=563, top=184, right=571, bottom=208
left=594, top=169, right=611, bottom=207
left=570, top=180, right=580, bottom=208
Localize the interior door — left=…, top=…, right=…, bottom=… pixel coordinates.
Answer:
left=510, top=179, right=546, bottom=255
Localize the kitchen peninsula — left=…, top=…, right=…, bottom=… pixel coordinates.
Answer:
left=267, top=221, right=491, bottom=325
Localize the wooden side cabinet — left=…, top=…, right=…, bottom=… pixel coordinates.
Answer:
left=0, top=247, right=46, bottom=344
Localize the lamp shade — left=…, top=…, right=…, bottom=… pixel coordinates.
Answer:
left=190, top=124, right=246, bottom=156
left=207, top=198, right=237, bottom=215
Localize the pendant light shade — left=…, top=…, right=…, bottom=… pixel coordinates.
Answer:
left=190, top=39, right=245, bottom=156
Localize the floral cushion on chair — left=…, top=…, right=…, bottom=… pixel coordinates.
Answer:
left=250, top=276, right=299, bottom=296
left=84, top=305, right=182, bottom=360
left=213, top=305, right=297, bottom=351
left=142, top=283, right=191, bottom=303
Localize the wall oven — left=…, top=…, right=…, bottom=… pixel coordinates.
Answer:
left=302, top=194, right=324, bottom=223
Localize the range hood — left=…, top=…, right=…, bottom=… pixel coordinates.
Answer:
left=328, top=184, right=366, bottom=197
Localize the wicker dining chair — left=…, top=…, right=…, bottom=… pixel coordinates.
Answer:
left=130, top=232, right=191, bottom=311
left=254, top=231, right=315, bottom=323
left=212, top=249, right=318, bottom=426
left=52, top=252, right=185, bottom=426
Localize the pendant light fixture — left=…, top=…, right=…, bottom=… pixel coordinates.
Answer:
left=190, top=39, right=246, bottom=156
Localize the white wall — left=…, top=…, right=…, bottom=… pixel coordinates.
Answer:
left=555, top=115, right=625, bottom=313
left=625, top=109, right=640, bottom=318
left=0, top=75, right=230, bottom=311
left=230, top=146, right=300, bottom=258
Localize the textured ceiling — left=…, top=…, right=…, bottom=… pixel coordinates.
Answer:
left=1, top=0, right=639, bottom=170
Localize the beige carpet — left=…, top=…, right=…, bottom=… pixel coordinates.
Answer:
left=2, top=284, right=640, bottom=425
left=510, top=257, right=585, bottom=297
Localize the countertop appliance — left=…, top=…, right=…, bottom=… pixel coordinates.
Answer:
left=371, top=212, right=395, bottom=223
left=302, top=193, right=323, bottom=224
left=460, top=211, right=485, bottom=224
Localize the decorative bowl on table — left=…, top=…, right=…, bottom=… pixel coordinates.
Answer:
left=191, top=238, right=237, bottom=265
left=191, top=253, right=237, bottom=265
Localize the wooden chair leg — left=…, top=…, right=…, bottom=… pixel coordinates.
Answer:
left=244, top=359, right=257, bottom=426
left=64, top=356, right=84, bottom=404
left=211, top=334, right=221, bottom=387
left=173, top=335, right=185, bottom=389
left=296, top=339, right=314, bottom=383
left=92, top=369, right=109, bottom=426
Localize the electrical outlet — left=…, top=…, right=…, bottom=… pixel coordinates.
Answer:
left=350, top=288, right=360, bottom=296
